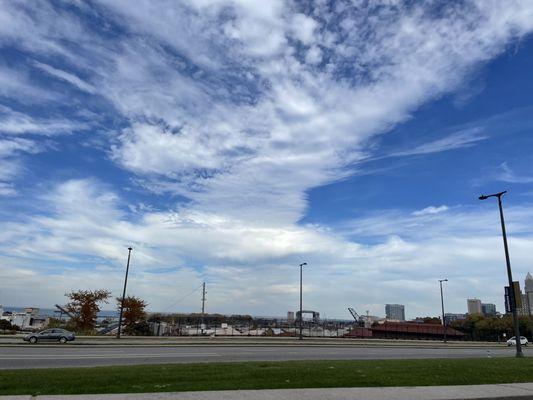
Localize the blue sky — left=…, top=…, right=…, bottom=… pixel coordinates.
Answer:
left=1, top=0, right=533, bottom=319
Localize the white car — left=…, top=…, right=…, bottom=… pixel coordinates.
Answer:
left=506, top=336, right=528, bottom=346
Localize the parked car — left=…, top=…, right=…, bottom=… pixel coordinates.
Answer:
left=23, top=328, right=75, bottom=344
left=506, top=336, right=528, bottom=347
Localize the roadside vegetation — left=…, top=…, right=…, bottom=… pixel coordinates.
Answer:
left=64, top=289, right=112, bottom=334
left=0, top=320, right=18, bottom=335
left=1, top=358, right=533, bottom=395
left=47, top=289, right=149, bottom=335
left=116, top=295, right=150, bottom=336
left=450, top=314, right=533, bottom=341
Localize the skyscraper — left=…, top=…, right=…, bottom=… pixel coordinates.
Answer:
left=481, top=303, right=496, bottom=316
left=467, top=298, right=482, bottom=314
left=385, top=304, right=405, bottom=321
left=524, top=272, right=533, bottom=316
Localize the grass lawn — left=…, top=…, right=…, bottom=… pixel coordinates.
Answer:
left=1, top=358, right=533, bottom=395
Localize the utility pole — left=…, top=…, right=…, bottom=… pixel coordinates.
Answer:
left=201, top=282, right=206, bottom=335
left=439, top=279, right=448, bottom=343
left=299, top=262, right=307, bottom=340
left=116, top=247, right=133, bottom=339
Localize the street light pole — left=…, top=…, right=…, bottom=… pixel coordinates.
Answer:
left=299, top=262, right=307, bottom=340
left=479, top=191, right=523, bottom=357
left=439, top=279, right=448, bottom=343
left=116, top=247, right=133, bottom=339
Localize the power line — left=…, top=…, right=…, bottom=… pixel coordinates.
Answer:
left=161, top=283, right=204, bottom=312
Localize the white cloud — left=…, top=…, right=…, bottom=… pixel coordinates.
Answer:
left=0, top=105, right=83, bottom=135
left=413, top=206, right=449, bottom=216
left=0, top=137, right=42, bottom=195
left=0, top=104, right=86, bottom=194
left=305, top=46, right=322, bottom=64
left=0, top=65, right=59, bottom=104
left=291, top=13, right=318, bottom=45
left=1, top=2, right=533, bottom=317
left=111, top=122, right=242, bottom=176
left=2, top=179, right=533, bottom=318
left=34, top=62, right=96, bottom=94
left=0, top=137, right=40, bottom=158
left=2, top=2, right=532, bottom=223
left=99, top=0, right=533, bottom=226
left=496, top=162, right=533, bottom=184
left=389, top=128, right=489, bottom=157
left=0, top=182, right=16, bottom=196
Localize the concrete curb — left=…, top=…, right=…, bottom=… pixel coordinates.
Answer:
left=2, top=383, right=533, bottom=399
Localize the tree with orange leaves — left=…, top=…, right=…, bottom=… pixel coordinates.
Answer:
left=65, top=289, right=111, bottom=333
left=117, top=295, right=148, bottom=335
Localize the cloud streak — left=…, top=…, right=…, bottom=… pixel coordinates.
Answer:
left=34, top=62, right=96, bottom=94
left=389, top=128, right=489, bottom=157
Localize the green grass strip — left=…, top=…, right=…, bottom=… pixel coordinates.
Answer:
left=1, top=358, right=533, bottom=395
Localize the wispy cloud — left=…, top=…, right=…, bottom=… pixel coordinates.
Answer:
left=0, top=64, right=60, bottom=104
left=496, top=162, right=533, bottom=184
left=389, top=128, right=488, bottom=157
left=99, top=1, right=533, bottom=225
left=0, top=137, right=43, bottom=196
left=412, top=205, right=449, bottom=216
left=0, top=105, right=84, bottom=135
left=34, top=61, right=96, bottom=94
left=2, top=2, right=532, bottom=222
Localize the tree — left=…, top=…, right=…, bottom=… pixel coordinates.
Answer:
left=419, top=317, right=441, bottom=324
left=46, top=318, right=68, bottom=329
left=0, top=319, right=14, bottom=332
left=65, top=289, right=111, bottom=333
left=117, top=295, right=147, bottom=335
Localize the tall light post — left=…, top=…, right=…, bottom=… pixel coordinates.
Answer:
left=439, top=279, right=448, bottom=343
left=116, top=247, right=133, bottom=339
left=299, top=262, right=307, bottom=340
left=479, top=191, right=523, bottom=357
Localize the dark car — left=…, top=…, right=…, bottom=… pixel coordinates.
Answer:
left=23, top=328, right=75, bottom=344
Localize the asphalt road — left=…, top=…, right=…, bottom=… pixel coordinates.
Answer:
left=1, top=344, right=531, bottom=369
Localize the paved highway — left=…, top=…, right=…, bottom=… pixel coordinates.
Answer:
left=0, top=345, right=530, bottom=369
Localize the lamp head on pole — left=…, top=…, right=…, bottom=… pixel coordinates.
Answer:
left=479, top=191, right=507, bottom=201
left=299, top=262, right=307, bottom=267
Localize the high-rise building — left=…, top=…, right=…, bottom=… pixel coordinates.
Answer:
left=525, top=272, right=533, bottom=316
left=467, top=298, right=482, bottom=314
left=481, top=303, right=496, bottom=316
left=385, top=304, right=405, bottom=321
left=287, top=311, right=295, bottom=323
left=520, top=272, right=533, bottom=315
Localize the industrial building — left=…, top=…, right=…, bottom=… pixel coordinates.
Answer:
left=0, top=306, right=49, bottom=330
left=345, top=321, right=465, bottom=340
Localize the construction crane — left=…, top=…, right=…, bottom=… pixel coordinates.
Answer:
left=54, top=304, right=74, bottom=319
left=348, top=307, right=364, bottom=326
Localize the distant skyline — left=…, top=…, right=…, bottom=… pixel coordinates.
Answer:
left=1, top=1, right=533, bottom=320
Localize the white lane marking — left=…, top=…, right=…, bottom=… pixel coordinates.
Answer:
left=0, top=353, right=221, bottom=359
